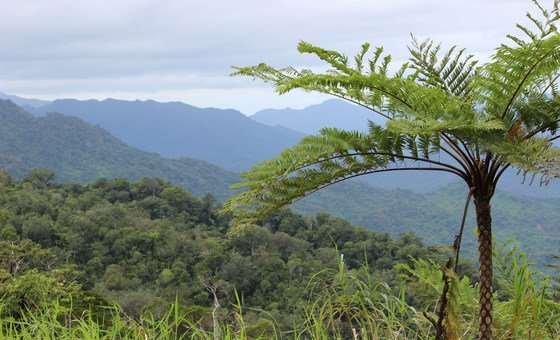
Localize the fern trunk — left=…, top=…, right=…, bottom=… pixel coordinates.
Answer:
left=474, top=197, right=493, bottom=339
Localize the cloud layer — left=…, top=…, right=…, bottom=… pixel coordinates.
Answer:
left=0, top=0, right=534, bottom=113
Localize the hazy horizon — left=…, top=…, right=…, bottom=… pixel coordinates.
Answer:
left=1, top=0, right=535, bottom=114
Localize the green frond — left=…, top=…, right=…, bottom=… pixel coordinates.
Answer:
left=275, top=72, right=452, bottom=116
left=297, top=41, right=353, bottom=75
left=408, top=36, right=478, bottom=97
left=227, top=1, right=560, bottom=220
left=222, top=126, right=455, bottom=220
left=232, top=41, right=457, bottom=121
left=485, top=136, right=560, bottom=183
left=354, top=43, right=370, bottom=73
left=513, top=91, right=560, bottom=135
left=368, top=46, right=385, bottom=75
left=387, top=116, right=506, bottom=137
left=475, top=34, right=560, bottom=120
left=508, top=0, right=559, bottom=45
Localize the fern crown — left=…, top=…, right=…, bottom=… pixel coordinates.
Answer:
left=224, top=1, right=560, bottom=220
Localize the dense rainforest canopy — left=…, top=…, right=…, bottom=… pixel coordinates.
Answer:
left=0, top=170, right=451, bottom=321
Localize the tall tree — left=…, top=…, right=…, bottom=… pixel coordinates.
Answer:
left=223, top=2, right=560, bottom=339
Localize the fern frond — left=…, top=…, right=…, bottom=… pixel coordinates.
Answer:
left=387, top=116, right=506, bottom=137
left=484, top=136, right=560, bottom=183
left=354, top=43, right=370, bottom=73
left=476, top=34, right=560, bottom=121
left=514, top=91, right=560, bottom=136
left=408, top=36, right=478, bottom=98
left=297, top=41, right=353, bottom=75
left=508, top=0, right=560, bottom=45
left=233, top=41, right=463, bottom=122
left=228, top=1, right=560, bottom=220
left=222, top=127, right=464, bottom=219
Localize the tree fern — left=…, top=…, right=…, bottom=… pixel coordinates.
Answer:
left=224, top=1, right=560, bottom=338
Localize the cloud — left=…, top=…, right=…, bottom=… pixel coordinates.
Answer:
left=0, top=0, right=535, bottom=113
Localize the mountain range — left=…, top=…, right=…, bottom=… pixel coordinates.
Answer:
left=0, top=91, right=51, bottom=109
left=251, top=98, right=383, bottom=134
left=24, top=96, right=559, bottom=195
left=0, top=100, right=238, bottom=200
left=0, top=95, right=558, bottom=264
left=28, top=98, right=304, bottom=173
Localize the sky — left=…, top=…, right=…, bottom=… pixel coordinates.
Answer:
left=0, top=0, right=537, bottom=115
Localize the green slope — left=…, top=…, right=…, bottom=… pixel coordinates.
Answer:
left=30, top=98, right=305, bottom=173
left=292, top=180, right=560, bottom=266
left=0, top=100, right=238, bottom=200
left=1, top=99, right=557, bottom=266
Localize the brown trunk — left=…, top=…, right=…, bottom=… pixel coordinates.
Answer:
left=474, top=198, right=493, bottom=339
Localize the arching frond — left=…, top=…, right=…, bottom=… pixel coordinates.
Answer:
left=387, top=113, right=506, bottom=137
left=222, top=126, right=465, bottom=220
left=476, top=33, right=560, bottom=122
left=226, top=1, right=560, bottom=222
left=232, top=41, right=455, bottom=121
left=515, top=91, right=560, bottom=137
left=508, top=0, right=559, bottom=45
left=408, top=37, right=478, bottom=98
left=484, top=136, right=560, bottom=183
left=296, top=41, right=354, bottom=75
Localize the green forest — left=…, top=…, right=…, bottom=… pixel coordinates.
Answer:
left=2, top=98, right=557, bottom=270
left=0, top=170, right=558, bottom=338
left=1, top=1, right=559, bottom=339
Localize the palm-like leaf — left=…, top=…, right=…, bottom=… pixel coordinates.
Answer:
left=224, top=2, right=560, bottom=339
left=226, top=9, right=560, bottom=217
left=408, top=37, right=478, bottom=97
left=222, top=126, right=462, bottom=220
left=476, top=34, right=560, bottom=121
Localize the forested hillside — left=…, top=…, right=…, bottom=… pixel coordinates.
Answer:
left=295, top=181, right=560, bottom=267
left=0, top=171, right=453, bottom=326
left=3, top=0, right=560, bottom=337
left=1, top=171, right=558, bottom=338
left=29, top=98, right=304, bottom=172
left=0, top=100, right=238, bottom=200
left=1, top=99, right=557, bottom=267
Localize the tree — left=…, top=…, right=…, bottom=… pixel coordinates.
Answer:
left=22, top=168, right=56, bottom=189
left=223, top=3, right=560, bottom=339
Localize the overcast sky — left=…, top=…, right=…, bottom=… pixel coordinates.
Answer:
left=0, top=0, right=536, bottom=114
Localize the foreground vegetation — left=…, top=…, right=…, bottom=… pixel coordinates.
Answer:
left=0, top=170, right=558, bottom=338
left=1, top=242, right=558, bottom=339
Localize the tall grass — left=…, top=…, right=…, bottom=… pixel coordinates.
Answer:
left=1, top=241, right=558, bottom=339
left=492, top=240, right=560, bottom=339
left=296, top=254, right=432, bottom=339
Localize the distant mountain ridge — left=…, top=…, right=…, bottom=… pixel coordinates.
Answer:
left=0, top=100, right=238, bottom=200
left=29, top=98, right=305, bottom=173
left=251, top=99, right=383, bottom=134
left=0, top=92, right=51, bottom=108
left=4, top=92, right=560, bottom=197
